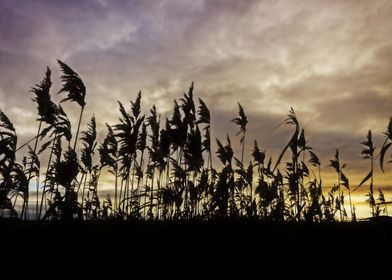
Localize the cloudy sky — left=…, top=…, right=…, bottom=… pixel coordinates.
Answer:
left=1, top=0, right=392, bottom=215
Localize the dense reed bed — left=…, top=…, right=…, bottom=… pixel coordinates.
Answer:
left=1, top=61, right=391, bottom=222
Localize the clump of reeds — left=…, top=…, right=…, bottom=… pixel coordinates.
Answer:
left=0, top=61, right=391, bottom=221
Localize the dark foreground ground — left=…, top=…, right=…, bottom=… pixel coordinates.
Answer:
left=1, top=218, right=392, bottom=279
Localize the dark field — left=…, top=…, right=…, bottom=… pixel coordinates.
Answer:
left=1, top=219, right=392, bottom=279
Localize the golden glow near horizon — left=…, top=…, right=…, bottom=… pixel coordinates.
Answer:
left=1, top=0, right=392, bottom=218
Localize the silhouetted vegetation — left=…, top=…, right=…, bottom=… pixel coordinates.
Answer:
left=1, top=61, right=391, bottom=221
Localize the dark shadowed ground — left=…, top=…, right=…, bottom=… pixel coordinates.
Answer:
left=1, top=218, right=391, bottom=279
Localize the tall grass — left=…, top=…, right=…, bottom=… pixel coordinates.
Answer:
left=0, top=61, right=391, bottom=221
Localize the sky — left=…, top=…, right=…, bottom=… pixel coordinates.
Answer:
left=1, top=0, right=392, bottom=218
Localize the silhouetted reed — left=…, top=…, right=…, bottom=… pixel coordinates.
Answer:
left=1, top=61, right=391, bottom=222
